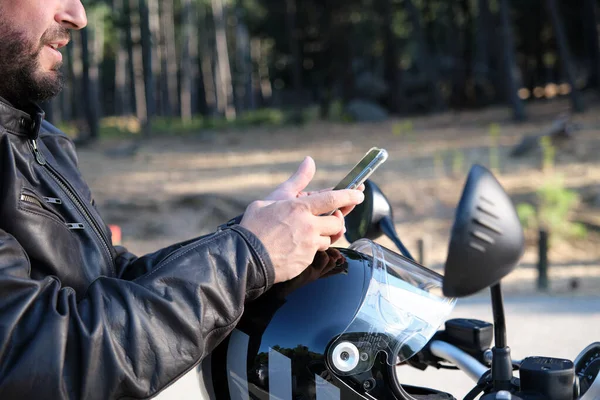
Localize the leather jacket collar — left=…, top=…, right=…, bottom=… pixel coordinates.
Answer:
left=0, top=96, right=45, bottom=139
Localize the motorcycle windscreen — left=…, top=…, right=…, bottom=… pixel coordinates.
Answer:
left=329, top=239, right=456, bottom=376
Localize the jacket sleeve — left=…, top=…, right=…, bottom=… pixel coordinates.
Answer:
left=113, top=215, right=246, bottom=281
left=0, top=224, right=274, bottom=400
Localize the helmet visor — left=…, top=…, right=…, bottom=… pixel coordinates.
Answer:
left=329, top=239, right=456, bottom=376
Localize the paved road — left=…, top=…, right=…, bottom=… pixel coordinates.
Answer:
left=157, top=293, right=600, bottom=399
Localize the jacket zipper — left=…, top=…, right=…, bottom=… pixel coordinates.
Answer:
left=20, top=194, right=43, bottom=208
left=30, top=139, right=115, bottom=269
left=21, top=193, right=83, bottom=228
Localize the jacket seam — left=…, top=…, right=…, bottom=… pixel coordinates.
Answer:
left=18, top=239, right=32, bottom=277
left=77, top=232, right=225, bottom=304
left=132, top=231, right=227, bottom=282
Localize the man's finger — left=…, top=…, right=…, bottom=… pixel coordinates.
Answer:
left=329, top=210, right=346, bottom=244
left=313, top=214, right=345, bottom=237
left=303, top=189, right=364, bottom=215
left=316, top=236, right=332, bottom=252
left=339, top=204, right=356, bottom=217
left=281, top=156, right=315, bottom=192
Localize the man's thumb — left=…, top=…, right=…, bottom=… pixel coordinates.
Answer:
left=285, top=156, right=315, bottom=192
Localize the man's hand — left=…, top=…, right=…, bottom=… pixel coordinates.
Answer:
left=240, top=189, right=364, bottom=283
left=240, top=157, right=364, bottom=283
left=264, top=156, right=363, bottom=243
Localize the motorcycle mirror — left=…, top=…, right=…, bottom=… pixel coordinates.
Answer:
left=443, top=164, right=525, bottom=297
left=344, top=180, right=392, bottom=243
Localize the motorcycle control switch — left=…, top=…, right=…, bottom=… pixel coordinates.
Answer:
left=444, top=318, right=493, bottom=352
left=518, top=356, right=574, bottom=400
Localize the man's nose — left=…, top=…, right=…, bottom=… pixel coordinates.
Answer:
left=55, top=0, right=88, bottom=30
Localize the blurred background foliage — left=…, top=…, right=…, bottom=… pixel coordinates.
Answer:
left=46, top=0, right=600, bottom=139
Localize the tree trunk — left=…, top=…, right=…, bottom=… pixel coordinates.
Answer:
left=380, top=0, right=401, bottom=113
left=92, top=8, right=104, bottom=119
left=188, top=7, right=200, bottom=116
left=474, top=0, right=492, bottom=103
left=404, top=0, right=445, bottom=111
left=160, top=1, right=178, bottom=116
left=129, top=0, right=149, bottom=135
left=319, top=7, right=335, bottom=119
left=256, top=38, right=273, bottom=106
left=138, top=0, right=155, bottom=132
left=211, top=0, right=236, bottom=120
left=63, top=35, right=76, bottom=122
left=180, top=0, right=194, bottom=121
left=499, top=0, right=526, bottom=121
left=286, top=0, right=303, bottom=104
left=198, top=3, right=217, bottom=115
left=113, top=0, right=132, bottom=115
left=546, top=0, right=585, bottom=112
left=533, top=3, right=546, bottom=90
left=459, top=0, right=474, bottom=106
left=250, top=38, right=262, bottom=110
left=80, top=27, right=100, bottom=140
left=124, top=0, right=137, bottom=116
left=146, top=0, right=162, bottom=116
left=583, top=0, right=600, bottom=89
left=70, top=30, right=84, bottom=122
left=235, top=7, right=252, bottom=113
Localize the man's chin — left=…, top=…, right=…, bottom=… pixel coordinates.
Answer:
left=26, top=71, right=64, bottom=103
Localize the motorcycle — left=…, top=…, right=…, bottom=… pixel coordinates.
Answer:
left=198, top=164, right=599, bottom=400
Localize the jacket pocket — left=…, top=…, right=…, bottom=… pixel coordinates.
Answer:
left=19, top=187, right=68, bottom=226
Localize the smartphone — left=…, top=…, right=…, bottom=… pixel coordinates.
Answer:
left=333, top=147, right=388, bottom=191
left=322, top=147, right=388, bottom=216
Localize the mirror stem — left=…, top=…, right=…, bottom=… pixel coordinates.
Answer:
left=379, top=216, right=415, bottom=262
left=490, top=283, right=507, bottom=348
left=490, top=283, right=514, bottom=391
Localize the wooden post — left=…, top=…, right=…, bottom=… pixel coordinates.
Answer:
left=417, top=235, right=429, bottom=266
left=538, top=229, right=549, bottom=291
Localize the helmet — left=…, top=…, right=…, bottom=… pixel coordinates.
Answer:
left=200, top=240, right=457, bottom=399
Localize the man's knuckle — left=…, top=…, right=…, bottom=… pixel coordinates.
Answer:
left=294, top=200, right=309, bottom=213
left=325, top=192, right=337, bottom=207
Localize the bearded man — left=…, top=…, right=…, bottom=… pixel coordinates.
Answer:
left=0, top=1, right=363, bottom=399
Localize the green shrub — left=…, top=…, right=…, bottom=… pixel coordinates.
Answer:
left=517, top=176, right=587, bottom=244
left=540, top=136, right=556, bottom=172
left=393, top=120, right=414, bottom=137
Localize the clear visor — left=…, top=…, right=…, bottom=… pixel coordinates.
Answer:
left=329, top=239, right=456, bottom=376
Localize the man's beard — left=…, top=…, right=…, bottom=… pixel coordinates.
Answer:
left=0, top=23, right=68, bottom=107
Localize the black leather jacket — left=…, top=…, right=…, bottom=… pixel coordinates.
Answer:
left=0, top=98, right=275, bottom=399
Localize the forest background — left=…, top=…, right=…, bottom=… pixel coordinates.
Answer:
left=44, top=0, right=600, bottom=136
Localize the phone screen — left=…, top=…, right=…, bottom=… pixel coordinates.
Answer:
left=333, top=148, right=387, bottom=190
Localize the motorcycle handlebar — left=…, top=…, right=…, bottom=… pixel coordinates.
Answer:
left=428, top=340, right=489, bottom=382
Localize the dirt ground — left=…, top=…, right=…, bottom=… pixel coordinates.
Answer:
left=76, top=97, right=600, bottom=294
